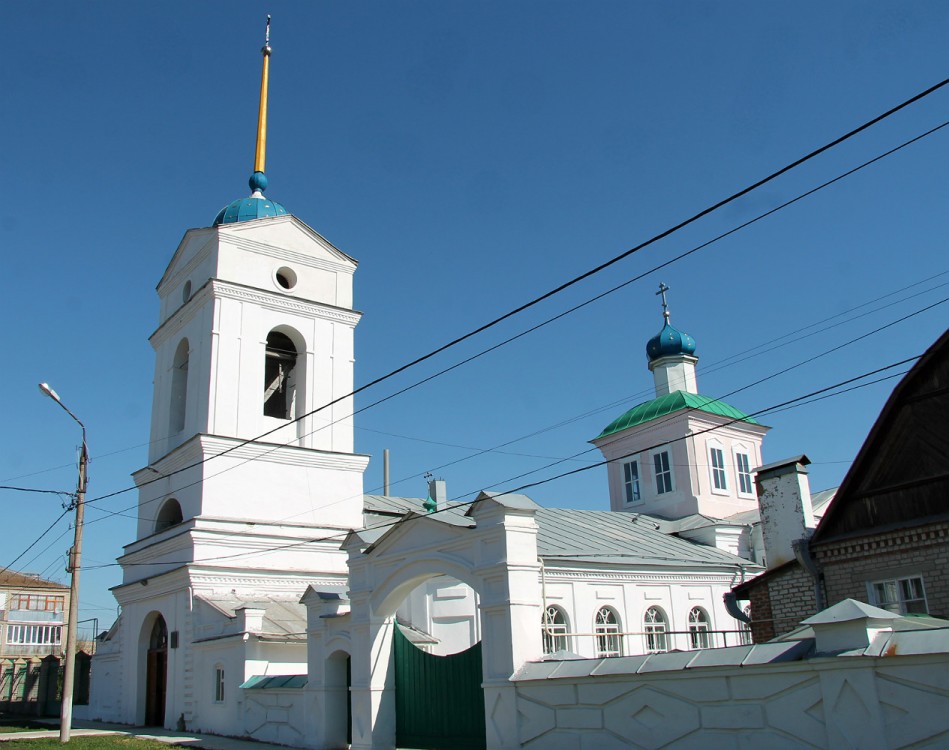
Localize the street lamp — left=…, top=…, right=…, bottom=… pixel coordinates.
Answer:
left=39, top=383, right=88, bottom=744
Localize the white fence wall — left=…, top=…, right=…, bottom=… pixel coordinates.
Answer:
left=513, top=652, right=949, bottom=749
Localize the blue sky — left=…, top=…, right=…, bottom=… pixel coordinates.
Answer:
left=2, top=2, right=948, bottom=632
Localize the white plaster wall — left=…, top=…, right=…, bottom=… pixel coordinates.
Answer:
left=397, top=576, right=481, bottom=656
left=514, top=653, right=949, bottom=749
left=595, top=411, right=767, bottom=520
left=542, top=566, right=747, bottom=656
left=190, top=637, right=246, bottom=735
left=102, top=578, right=194, bottom=728
left=242, top=687, right=308, bottom=747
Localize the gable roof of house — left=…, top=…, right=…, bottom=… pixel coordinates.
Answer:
left=0, top=569, right=68, bottom=591
left=812, top=327, right=949, bottom=545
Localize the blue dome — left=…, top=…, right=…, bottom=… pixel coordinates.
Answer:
left=646, top=322, right=696, bottom=361
left=213, top=171, right=289, bottom=226
left=213, top=195, right=289, bottom=226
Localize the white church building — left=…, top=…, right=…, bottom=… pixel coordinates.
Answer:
left=86, top=25, right=851, bottom=749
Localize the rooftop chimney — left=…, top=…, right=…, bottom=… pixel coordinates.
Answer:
left=755, top=455, right=815, bottom=570
left=428, top=478, right=447, bottom=511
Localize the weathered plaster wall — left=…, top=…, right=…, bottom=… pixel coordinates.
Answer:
left=514, top=653, right=949, bottom=749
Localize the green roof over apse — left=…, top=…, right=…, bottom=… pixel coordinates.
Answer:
left=596, top=391, right=759, bottom=440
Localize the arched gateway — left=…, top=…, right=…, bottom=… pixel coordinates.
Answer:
left=144, top=615, right=168, bottom=726
left=306, top=492, right=544, bottom=750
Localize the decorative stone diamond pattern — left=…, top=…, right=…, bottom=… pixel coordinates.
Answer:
left=515, top=693, right=556, bottom=744
left=876, top=673, right=949, bottom=748
left=764, top=676, right=826, bottom=748
left=602, top=685, right=700, bottom=747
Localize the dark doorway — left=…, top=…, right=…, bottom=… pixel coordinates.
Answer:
left=145, top=616, right=168, bottom=726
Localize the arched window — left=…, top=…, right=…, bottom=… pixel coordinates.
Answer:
left=688, top=607, right=711, bottom=649
left=149, top=616, right=168, bottom=651
left=739, top=605, right=753, bottom=645
left=643, top=607, right=668, bottom=653
left=154, top=498, right=183, bottom=533
left=594, top=607, right=622, bottom=657
left=264, top=330, right=298, bottom=419
left=542, top=606, right=568, bottom=655
left=170, top=339, right=189, bottom=434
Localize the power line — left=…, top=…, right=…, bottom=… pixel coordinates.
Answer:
left=77, top=87, right=949, bottom=508
left=0, top=485, right=73, bottom=499
left=0, top=508, right=71, bottom=582
left=21, top=91, right=948, bottom=574
left=87, top=353, right=919, bottom=571
left=73, top=263, right=949, bottom=578
left=81, top=117, right=949, bottom=517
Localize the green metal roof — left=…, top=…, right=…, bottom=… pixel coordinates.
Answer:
left=596, top=391, right=759, bottom=439
left=240, top=674, right=307, bottom=690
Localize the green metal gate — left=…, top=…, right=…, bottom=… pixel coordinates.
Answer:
left=394, top=624, right=486, bottom=750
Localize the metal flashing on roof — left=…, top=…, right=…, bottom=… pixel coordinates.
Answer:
left=596, top=391, right=759, bottom=440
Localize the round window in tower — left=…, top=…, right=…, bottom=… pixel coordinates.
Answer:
left=182, top=280, right=192, bottom=303
left=274, top=267, right=298, bottom=291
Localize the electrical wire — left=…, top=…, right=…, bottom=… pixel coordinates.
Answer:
left=0, top=508, right=71, bottom=582
left=81, top=118, right=949, bottom=518
left=76, top=91, right=949, bottom=510
left=14, top=87, right=949, bottom=581
left=85, top=353, right=920, bottom=571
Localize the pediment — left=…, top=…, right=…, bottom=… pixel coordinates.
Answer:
left=220, top=215, right=357, bottom=270
left=158, top=228, right=216, bottom=291
left=365, top=514, right=473, bottom=560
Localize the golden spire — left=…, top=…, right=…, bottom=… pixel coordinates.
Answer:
left=253, top=15, right=272, bottom=177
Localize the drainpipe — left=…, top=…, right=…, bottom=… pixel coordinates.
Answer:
left=539, top=557, right=548, bottom=615
left=792, top=538, right=825, bottom=612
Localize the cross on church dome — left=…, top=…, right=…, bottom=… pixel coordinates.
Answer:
left=214, top=16, right=290, bottom=226
left=646, top=282, right=697, bottom=361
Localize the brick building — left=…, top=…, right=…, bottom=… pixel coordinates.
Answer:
left=734, top=327, right=949, bottom=641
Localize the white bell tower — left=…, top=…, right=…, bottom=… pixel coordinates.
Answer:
left=122, top=20, right=368, bottom=582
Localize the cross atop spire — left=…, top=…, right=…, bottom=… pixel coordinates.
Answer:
left=252, top=15, right=272, bottom=189
left=656, top=282, right=671, bottom=323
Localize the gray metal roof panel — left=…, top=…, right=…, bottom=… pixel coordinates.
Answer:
left=686, top=645, right=755, bottom=668
left=549, top=658, right=605, bottom=679
left=741, top=640, right=813, bottom=665
left=535, top=508, right=757, bottom=568
left=636, top=650, right=700, bottom=673
left=872, top=627, right=949, bottom=656
left=590, top=654, right=651, bottom=676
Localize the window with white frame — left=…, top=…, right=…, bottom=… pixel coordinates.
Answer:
left=868, top=575, right=928, bottom=614
left=653, top=451, right=673, bottom=495
left=735, top=451, right=754, bottom=496
left=594, top=607, right=622, bottom=657
left=214, top=665, right=225, bottom=703
left=709, top=445, right=727, bottom=491
left=542, top=606, right=569, bottom=654
left=623, top=460, right=641, bottom=504
left=688, top=607, right=711, bottom=649
left=643, top=607, right=668, bottom=653
left=6, top=624, right=62, bottom=646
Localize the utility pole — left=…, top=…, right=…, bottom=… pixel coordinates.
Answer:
left=39, top=383, right=87, bottom=744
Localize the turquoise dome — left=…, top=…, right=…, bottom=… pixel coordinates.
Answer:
left=646, top=322, right=696, bottom=361
left=213, top=172, right=289, bottom=226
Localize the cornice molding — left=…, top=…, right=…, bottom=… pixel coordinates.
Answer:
left=211, top=280, right=361, bottom=326
left=220, top=234, right=356, bottom=276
